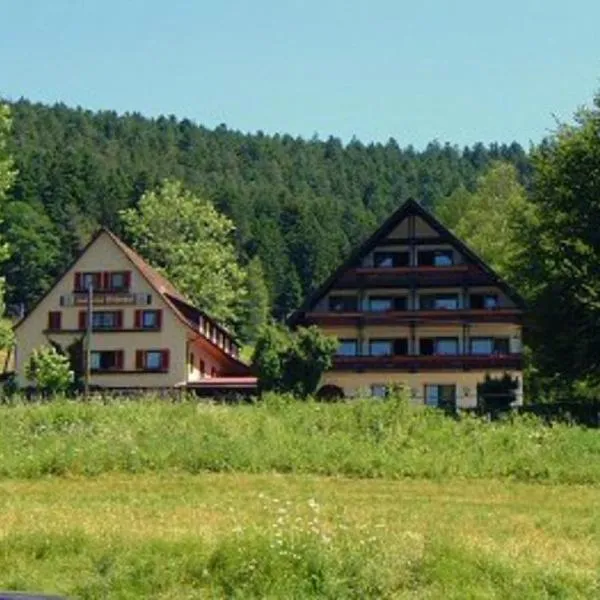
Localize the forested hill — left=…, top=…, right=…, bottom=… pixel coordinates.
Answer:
left=3, top=98, right=531, bottom=317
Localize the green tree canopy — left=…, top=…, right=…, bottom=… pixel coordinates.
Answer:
left=252, top=324, right=338, bottom=398
left=519, top=93, right=600, bottom=387
left=0, top=105, right=15, bottom=348
left=435, top=161, right=534, bottom=283
left=120, top=179, right=247, bottom=329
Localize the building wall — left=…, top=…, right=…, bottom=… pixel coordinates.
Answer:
left=14, top=232, right=230, bottom=389
left=320, top=369, right=523, bottom=408
left=186, top=338, right=228, bottom=382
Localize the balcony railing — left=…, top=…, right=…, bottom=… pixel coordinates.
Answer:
left=334, top=263, right=492, bottom=288
left=333, top=354, right=523, bottom=371
left=305, top=308, right=522, bottom=325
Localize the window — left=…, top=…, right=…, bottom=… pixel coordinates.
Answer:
left=200, top=360, right=206, bottom=377
left=469, top=294, right=499, bottom=309
left=435, top=338, right=459, bottom=355
left=393, top=338, right=409, bottom=355
left=92, top=311, right=122, bottom=330
left=108, top=271, right=130, bottom=291
left=369, top=339, right=393, bottom=356
left=74, top=272, right=102, bottom=291
left=90, top=350, right=124, bottom=371
left=368, top=297, right=393, bottom=312
left=189, top=352, right=194, bottom=373
left=211, top=367, right=217, bottom=377
left=337, top=339, right=358, bottom=356
left=424, top=384, right=456, bottom=409
left=328, top=296, right=358, bottom=312
left=470, top=338, right=493, bottom=355
left=420, top=337, right=459, bottom=355
left=47, top=311, right=62, bottom=331
left=470, top=337, right=511, bottom=355
left=418, top=249, right=454, bottom=267
left=136, top=349, right=170, bottom=371
left=373, top=251, right=410, bottom=268
left=371, top=384, right=388, bottom=398
left=420, top=294, right=460, bottom=310
left=135, top=310, right=162, bottom=329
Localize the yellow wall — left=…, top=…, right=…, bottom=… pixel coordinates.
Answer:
left=321, top=369, right=523, bottom=408
left=14, top=232, right=224, bottom=389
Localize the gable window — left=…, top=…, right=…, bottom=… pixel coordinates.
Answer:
left=135, top=309, right=162, bottom=330
left=424, top=384, right=456, bottom=409
left=418, top=250, right=454, bottom=267
left=75, top=272, right=102, bottom=291
left=337, top=339, right=358, bottom=357
left=420, top=294, right=460, bottom=310
left=136, top=349, right=170, bottom=371
left=47, top=311, right=62, bottom=331
left=470, top=337, right=510, bottom=355
left=373, top=251, right=410, bottom=268
left=108, top=271, right=131, bottom=292
left=469, top=293, right=499, bottom=309
left=90, top=350, right=124, bottom=372
left=328, top=295, right=358, bottom=312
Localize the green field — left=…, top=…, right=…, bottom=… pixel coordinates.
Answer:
left=0, top=397, right=598, bottom=598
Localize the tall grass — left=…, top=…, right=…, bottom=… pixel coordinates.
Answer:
left=0, top=393, right=598, bottom=483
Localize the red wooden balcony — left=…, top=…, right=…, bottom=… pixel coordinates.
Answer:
left=332, top=354, right=523, bottom=371
left=304, top=308, right=522, bottom=326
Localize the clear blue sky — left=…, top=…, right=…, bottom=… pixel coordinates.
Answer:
left=2, top=0, right=599, bottom=148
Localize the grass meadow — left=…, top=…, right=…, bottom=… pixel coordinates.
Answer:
left=0, top=395, right=598, bottom=597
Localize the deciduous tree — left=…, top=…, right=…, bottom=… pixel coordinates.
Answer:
left=120, top=179, right=247, bottom=328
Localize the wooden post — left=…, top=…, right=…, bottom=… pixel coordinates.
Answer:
left=84, top=281, right=93, bottom=398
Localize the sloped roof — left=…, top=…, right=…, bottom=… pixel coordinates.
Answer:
left=14, top=227, right=249, bottom=372
left=288, top=198, right=526, bottom=325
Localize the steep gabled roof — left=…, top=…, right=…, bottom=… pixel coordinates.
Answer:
left=288, top=198, right=525, bottom=325
left=14, top=228, right=249, bottom=371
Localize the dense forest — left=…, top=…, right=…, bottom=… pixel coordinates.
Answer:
left=2, top=98, right=531, bottom=318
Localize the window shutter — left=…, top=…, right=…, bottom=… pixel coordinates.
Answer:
left=116, top=350, right=124, bottom=370
left=102, top=272, right=110, bottom=290
left=156, top=310, right=163, bottom=329
left=162, top=349, right=170, bottom=371
left=136, top=350, right=144, bottom=370
left=134, top=310, right=142, bottom=328
left=124, top=271, right=132, bottom=290
left=74, top=272, right=82, bottom=291
left=79, top=311, right=87, bottom=330
left=116, top=311, right=123, bottom=329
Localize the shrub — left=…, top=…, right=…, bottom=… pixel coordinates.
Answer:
left=25, top=345, right=74, bottom=396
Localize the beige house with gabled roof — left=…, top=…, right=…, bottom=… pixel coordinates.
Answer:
left=14, top=228, right=255, bottom=393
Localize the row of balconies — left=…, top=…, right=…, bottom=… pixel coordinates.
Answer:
left=333, top=354, right=523, bottom=371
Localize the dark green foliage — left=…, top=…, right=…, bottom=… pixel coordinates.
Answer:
left=3, top=98, right=529, bottom=317
left=477, top=373, right=519, bottom=413
left=252, top=324, right=338, bottom=397
left=517, top=92, right=600, bottom=388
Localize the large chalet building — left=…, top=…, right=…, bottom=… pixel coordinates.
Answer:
left=14, top=228, right=255, bottom=393
left=290, top=199, right=524, bottom=408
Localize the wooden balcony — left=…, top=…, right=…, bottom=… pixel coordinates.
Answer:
left=335, top=263, right=492, bottom=289
left=333, top=354, right=523, bottom=372
left=304, top=308, right=522, bottom=326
